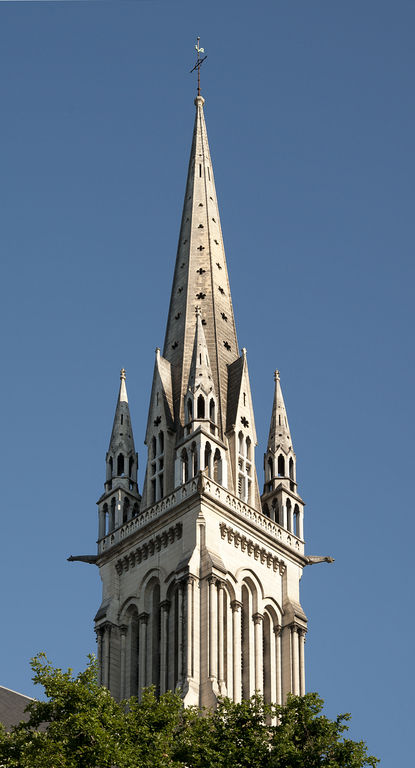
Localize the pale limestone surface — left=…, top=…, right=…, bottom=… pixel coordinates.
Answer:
left=93, top=96, right=308, bottom=708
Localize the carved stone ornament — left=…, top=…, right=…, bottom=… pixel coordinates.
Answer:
left=219, top=522, right=286, bottom=574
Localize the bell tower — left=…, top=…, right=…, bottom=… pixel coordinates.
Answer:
left=77, top=85, right=329, bottom=708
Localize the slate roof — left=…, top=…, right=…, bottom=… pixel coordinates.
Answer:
left=0, top=685, right=33, bottom=730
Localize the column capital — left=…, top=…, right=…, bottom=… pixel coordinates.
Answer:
left=252, top=612, right=263, bottom=625
left=160, top=600, right=171, bottom=612
left=231, top=599, right=242, bottom=613
left=273, top=623, right=282, bottom=637
left=138, top=611, right=149, bottom=625
left=119, top=624, right=128, bottom=636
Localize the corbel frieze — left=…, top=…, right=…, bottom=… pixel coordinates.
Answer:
left=115, top=522, right=183, bottom=575
left=219, top=522, right=286, bottom=574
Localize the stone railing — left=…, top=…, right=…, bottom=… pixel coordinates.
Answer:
left=202, top=475, right=304, bottom=555
left=98, top=473, right=303, bottom=555
left=98, top=477, right=199, bottom=554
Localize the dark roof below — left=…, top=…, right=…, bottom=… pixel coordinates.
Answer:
left=0, top=685, right=32, bottom=730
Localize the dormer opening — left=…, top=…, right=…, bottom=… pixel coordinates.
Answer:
left=123, top=497, right=130, bottom=523
left=294, top=504, right=300, bottom=537
left=151, top=436, right=157, bottom=459
left=121, top=414, right=124, bottom=425
left=158, top=431, right=164, bottom=454
left=277, top=454, right=285, bottom=477
left=191, top=442, right=198, bottom=476
left=286, top=498, right=292, bottom=532
left=197, top=394, right=205, bottom=418
left=109, top=456, right=113, bottom=477
left=187, top=398, right=193, bottom=422
left=117, top=453, right=125, bottom=476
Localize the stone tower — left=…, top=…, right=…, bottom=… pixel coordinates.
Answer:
left=91, top=93, right=310, bottom=708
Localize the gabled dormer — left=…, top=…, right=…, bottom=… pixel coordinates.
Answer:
left=143, top=348, right=175, bottom=506
left=226, top=348, right=260, bottom=507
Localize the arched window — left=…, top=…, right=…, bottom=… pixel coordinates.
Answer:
left=262, top=503, right=269, bottom=518
left=286, top=499, right=292, bottom=532
left=129, top=456, right=134, bottom=478
left=109, top=456, right=113, bottom=477
left=197, top=394, right=205, bottom=418
left=241, top=585, right=250, bottom=699
left=109, top=497, right=116, bottom=532
left=272, top=500, right=279, bottom=524
left=213, top=449, right=222, bottom=484
left=238, top=431, right=244, bottom=455
left=246, top=437, right=251, bottom=460
left=117, top=453, right=125, bottom=476
left=267, top=457, right=273, bottom=482
left=181, top=449, right=189, bottom=483
left=187, top=398, right=193, bottom=422
left=123, top=497, right=130, bottom=523
left=191, top=442, right=197, bottom=477
left=133, top=502, right=139, bottom=517
left=204, top=442, right=212, bottom=477
left=103, top=503, right=108, bottom=536
left=151, top=436, right=157, bottom=459
left=263, top=613, right=272, bottom=706
left=277, top=454, right=285, bottom=477
left=209, top=398, right=215, bottom=423
left=294, top=504, right=300, bottom=537
left=158, top=431, right=164, bottom=454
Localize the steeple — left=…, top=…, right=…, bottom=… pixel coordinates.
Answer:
left=267, top=370, right=292, bottom=454
left=163, top=94, right=239, bottom=438
left=106, top=369, right=137, bottom=489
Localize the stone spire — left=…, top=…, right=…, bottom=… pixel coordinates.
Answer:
left=187, top=306, right=215, bottom=396
left=105, top=369, right=138, bottom=493
left=108, top=369, right=135, bottom=457
left=163, top=95, right=239, bottom=438
left=267, top=370, right=292, bottom=454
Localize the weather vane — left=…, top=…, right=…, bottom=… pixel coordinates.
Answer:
left=190, top=37, right=207, bottom=97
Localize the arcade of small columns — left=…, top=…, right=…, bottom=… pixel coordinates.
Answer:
left=96, top=574, right=306, bottom=703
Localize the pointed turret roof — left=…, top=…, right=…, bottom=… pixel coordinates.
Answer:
left=108, top=369, right=136, bottom=457
left=187, top=306, right=215, bottom=395
left=267, top=370, right=292, bottom=454
left=163, top=95, right=239, bottom=438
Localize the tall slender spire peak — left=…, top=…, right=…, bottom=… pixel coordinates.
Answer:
left=119, top=368, right=128, bottom=403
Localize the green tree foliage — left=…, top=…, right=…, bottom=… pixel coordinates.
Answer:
left=0, top=654, right=378, bottom=768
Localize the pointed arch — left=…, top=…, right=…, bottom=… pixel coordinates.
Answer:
left=213, top=448, right=222, bottom=484
left=197, top=394, right=205, bottom=418
left=277, top=454, right=285, bottom=477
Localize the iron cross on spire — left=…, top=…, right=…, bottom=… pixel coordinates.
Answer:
left=190, top=37, right=207, bottom=97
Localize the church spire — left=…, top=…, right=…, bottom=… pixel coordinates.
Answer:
left=163, top=94, right=239, bottom=438
left=105, top=369, right=138, bottom=494
left=267, top=370, right=292, bottom=454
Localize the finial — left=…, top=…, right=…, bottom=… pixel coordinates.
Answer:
left=274, top=369, right=280, bottom=382
left=195, top=305, right=201, bottom=317
left=190, top=36, right=207, bottom=98
left=120, top=368, right=126, bottom=381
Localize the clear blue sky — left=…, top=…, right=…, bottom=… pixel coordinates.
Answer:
left=1, top=1, right=414, bottom=765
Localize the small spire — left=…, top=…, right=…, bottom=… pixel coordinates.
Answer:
left=119, top=368, right=128, bottom=403
left=267, top=369, right=292, bottom=454
left=187, top=309, right=215, bottom=395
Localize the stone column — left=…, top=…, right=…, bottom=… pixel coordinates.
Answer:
left=274, top=625, right=282, bottom=705
left=299, top=629, right=306, bottom=696
left=159, top=601, right=170, bottom=695
left=253, top=613, right=264, bottom=694
left=186, top=579, right=194, bottom=679
left=291, top=625, right=299, bottom=695
left=208, top=577, right=218, bottom=680
left=177, top=582, right=184, bottom=687
left=96, top=628, right=103, bottom=686
left=119, top=625, right=127, bottom=700
left=231, top=600, right=242, bottom=702
left=217, top=582, right=225, bottom=687
left=138, top=613, right=149, bottom=697
left=298, top=509, right=304, bottom=540
left=102, top=623, right=111, bottom=689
